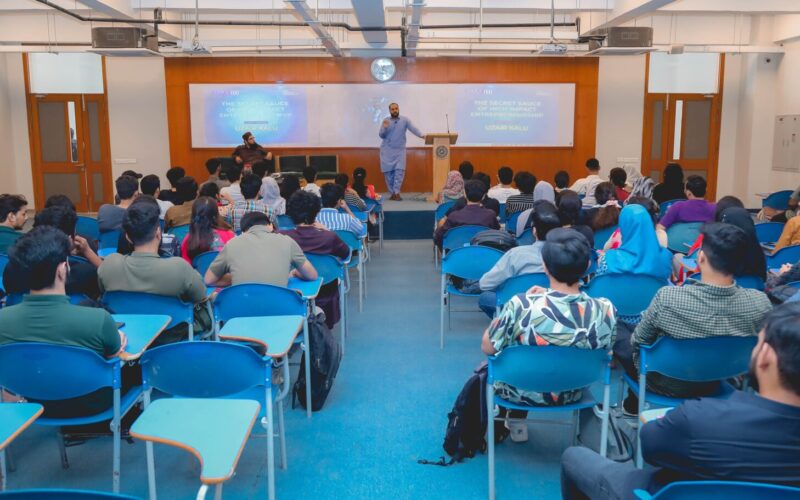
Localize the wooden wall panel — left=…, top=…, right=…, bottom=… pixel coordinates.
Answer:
left=165, top=57, right=599, bottom=192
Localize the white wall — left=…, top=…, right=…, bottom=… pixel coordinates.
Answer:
left=0, top=54, right=33, bottom=202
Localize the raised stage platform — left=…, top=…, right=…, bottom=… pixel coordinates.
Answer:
left=379, top=193, right=437, bottom=240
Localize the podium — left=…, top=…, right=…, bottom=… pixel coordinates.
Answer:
left=425, top=133, right=458, bottom=202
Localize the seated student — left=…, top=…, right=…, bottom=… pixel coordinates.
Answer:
left=596, top=204, right=672, bottom=281
left=562, top=302, right=800, bottom=499
left=458, top=160, right=474, bottom=181
left=478, top=204, right=562, bottom=317
left=605, top=196, right=667, bottom=250
left=488, top=166, right=520, bottom=204
left=554, top=170, right=570, bottom=194
left=652, top=162, right=687, bottom=205
left=281, top=191, right=350, bottom=329
left=583, top=182, right=621, bottom=232
left=303, top=166, right=321, bottom=197
left=657, top=175, right=716, bottom=230
left=569, top=158, right=604, bottom=205
left=435, top=180, right=500, bottom=250
left=609, top=167, right=630, bottom=202
left=205, top=211, right=317, bottom=288
left=446, top=172, right=501, bottom=216
left=98, top=175, right=138, bottom=233
left=0, top=194, right=28, bottom=254
left=220, top=164, right=244, bottom=205
left=481, top=228, right=616, bottom=442
left=164, top=176, right=200, bottom=230
left=505, top=172, right=536, bottom=216
left=352, top=167, right=381, bottom=201
left=316, top=183, right=365, bottom=238
left=202, top=157, right=230, bottom=190
left=617, top=223, right=772, bottom=414
left=158, top=166, right=185, bottom=205
left=555, top=191, right=594, bottom=246
left=436, top=171, right=465, bottom=204
left=4, top=206, right=102, bottom=300
left=181, top=197, right=235, bottom=264
left=335, top=173, right=366, bottom=211
left=198, top=181, right=221, bottom=203
left=221, top=173, right=272, bottom=234
left=772, top=212, right=800, bottom=254
left=0, top=227, right=126, bottom=417
left=280, top=175, right=302, bottom=203
left=140, top=174, right=173, bottom=220
left=260, top=176, right=286, bottom=216
left=99, top=198, right=208, bottom=342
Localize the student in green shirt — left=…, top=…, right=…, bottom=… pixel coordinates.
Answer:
left=0, top=194, right=28, bottom=254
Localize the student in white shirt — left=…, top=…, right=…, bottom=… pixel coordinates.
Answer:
left=303, top=167, right=321, bottom=197
left=569, top=158, right=604, bottom=206
left=487, top=166, right=520, bottom=204
left=220, top=164, right=245, bottom=204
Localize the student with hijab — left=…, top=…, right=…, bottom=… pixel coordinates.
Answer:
left=533, top=181, right=556, bottom=203
left=513, top=182, right=558, bottom=237
left=437, top=171, right=464, bottom=204
left=652, top=163, right=687, bottom=205
left=629, top=177, right=655, bottom=201
left=260, top=177, right=286, bottom=216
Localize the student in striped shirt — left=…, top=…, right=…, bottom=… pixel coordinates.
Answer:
left=316, top=183, right=365, bottom=238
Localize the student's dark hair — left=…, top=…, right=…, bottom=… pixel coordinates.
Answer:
left=240, top=173, right=262, bottom=200
left=176, top=176, right=198, bottom=204
left=320, top=183, right=344, bottom=208
left=514, top=172, right=536, bottom=194
left=115, top=175, right=139, bottom=200
left=8, top=226, right=70, bottom=290
left=44, top=194, right=75, bottom=212
left=458, top=161, right=474, bottom=180
left=34, top=206, right=77, bottom=237
left=240, top=211, right=270, bottom=233
left=663, top=162, right=684, bottom=187
left=166, top=166, right=185, bottom=188
left=303, top=166, right=318, bottom=183
left=557, top=190, right=582, bottom=226
left=700, top=222, right=748, bottom=275
left=472, top=172, right=491, bottom=191
left=352, top=167, right=368, bottom=198
left=121, top=170, right=142, bottom=179
left=541, top=228, right=592, bottom=285
left=592, top=182, right=620, bottom=230
left=609, top=168, right=627, bottom=188
left=625, top=196, right=659, bottom=225
left=585, top=158, right=600, bottom=171
left=0, top=194, right=27, bottom=223
left=205, top=157, right=222, bottom=175
left=685, top=175, right=707, bottom=198
left=594, top=182, right=616, bottom=205
left=554, top=170, right=570, bottom=189
left=498, top=166, right=513, bottom=185
left=287, top=190, right=322, bottom=225
left=532, top=203, right=562, bottom=241
left=198, top=182, right=220, bottom=199
left=140, top=174, right=161, bottom=196
left=122, top=197, right=161, bottom=246
left=280, top=175, right=301, bottom=200
left=334, top=173, right=349, bottom=188
left=715, top=195, right=744, bottom=221
left=761, top=303, right=800, bottom=395
left=464, top=179, right=487, bottom=202
left=251, top=160, right=271, bottom=179
left=186, top=197, right=220, bottom=260
left=225, top=164, right=243, bottom=183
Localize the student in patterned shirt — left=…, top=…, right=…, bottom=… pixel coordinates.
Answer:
left=221, top=173, right=274, bottom=233
left=504, top=171, right=536, bottom=216
left=482, top=228, right=617, bottom=442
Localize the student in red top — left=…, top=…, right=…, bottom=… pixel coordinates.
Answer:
left=609, top=168, right=630, bottom=202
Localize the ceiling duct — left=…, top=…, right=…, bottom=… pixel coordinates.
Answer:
left=89, top=27, right=161, bottom=57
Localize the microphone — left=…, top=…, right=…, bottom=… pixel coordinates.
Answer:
left=446, top=113, right=450, bottom=135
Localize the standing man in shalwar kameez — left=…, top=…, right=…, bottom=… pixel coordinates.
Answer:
left=378, top=103, right=424, bottom=201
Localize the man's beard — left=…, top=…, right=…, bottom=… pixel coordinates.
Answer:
left=390, top=112, right=399, bottom=118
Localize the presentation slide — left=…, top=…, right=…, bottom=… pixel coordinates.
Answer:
left=189, top=83, right=575, bottom=148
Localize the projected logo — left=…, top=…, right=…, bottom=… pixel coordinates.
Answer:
left=204, top=86, right=308, bottom=146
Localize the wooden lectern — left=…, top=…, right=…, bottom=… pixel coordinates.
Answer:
left=425, top=133, right=458, bottom=202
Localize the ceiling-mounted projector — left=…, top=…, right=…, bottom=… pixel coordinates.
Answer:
left=538, top=43, right=568, bottom=55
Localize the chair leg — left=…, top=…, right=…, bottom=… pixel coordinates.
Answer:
left=145, top=441, right=157, bottom=500
left=1, top=449, right=6, bottom=491
left=600, top=383, right=611, bottom=458
left=439, top=275, right=446, bottom=349
left=277, top=400, right=287, bottom=470
left=4, top=445, right=13, bottom=473
left=112, top=389, right=121, bottom=494
left=266, top=386, right=276, bottom=500
left=303, top=318, right=312, bottom=419
left=56, top=429, right=69, bottom=469
left=487, top=384, right=496, bottom=500
left=339, top=283, right=346, bottom=355
left=196, top=484, right=209, bottom=500
left=571, top=410, right=580, bottom=447
left=358, top=260, right=364, bottom=313
left=214, top=483, right=222, bottom=500
left=188, top=323, right=194, bottom=342
left=636, top=373, right=646, bottom=469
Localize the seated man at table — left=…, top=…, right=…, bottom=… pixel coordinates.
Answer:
left=206, top=211, right=317, bottom=288
left=281, top=190, right=350, bottom=329
left=434, top=179, right=500, bottom=250
left=317, top=183, right=365, bottom=238
left=0, top=226, right=127, bottom=417
left=561, top=302, right=800, bottom=499
left=99, top=199, right=208, bottom=343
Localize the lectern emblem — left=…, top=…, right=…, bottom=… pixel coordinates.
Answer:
left=435, top=145, right=449, bottom=159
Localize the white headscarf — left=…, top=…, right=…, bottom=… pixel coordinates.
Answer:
left=533, top=181, right=555, bottom=203
left=260, top=177, right=286, bottom=215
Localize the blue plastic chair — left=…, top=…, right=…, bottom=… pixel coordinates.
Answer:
left=276, top=214, right=296, bottom=231
left=440, top=246, right=503, bottom=348
left=657, top=199, right=682, bottom=221
left=593, top=225, right=619, bottom=251
left=755, top=222, right=785, bottom=245
left=634, top=480, right=800, bottom=499
left=364, top=198, right=383, bottom=252
left=505, top=211, right=522, bottom=235
left=167, top=224, right=190, bottom=244
left=787, top=281, right=800, bottom=289
left=442, top=225, right=490, bottom=253
left=102, top=291, right=198, bottom=340
left=0, top=254, right=7, bottom=293
left=0, top=490, right=138, bottom=499
left=334, top=230, right=366, bottom=312
left=433, top=200, right=457, bottom=267
left=583, top=274, right=666, bottom=318
left=495, top=273, right=550, bottom=310
left=305, top=253, right=348, bottom=352
left=486, top=346, right=612, bottom=500
left=97, top=230, right=121, bottom=251
left=762, top=190, right=794, bottom=211
left=498, top=204, right=506, bottom=224
left=666, top=222, right=703, bottom=254
left=516, top=228, right=535, bottom=246
left=0, top=343, right=143, bottom=493
left=623, top=336, right=757, bottom=468
left=139, top=342, right=281, bottom=500
left=767, top=244, right=800, bottom=268
left=191, top=251, right=219, bottom=279
left=75, top=216, right=100, bottom=242
left=343, top=205, right=369, bottom=223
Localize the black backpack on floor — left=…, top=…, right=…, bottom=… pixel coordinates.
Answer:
left=471, top=229, right=517, bottom=252
left=292, top=312, right=342, bottom=412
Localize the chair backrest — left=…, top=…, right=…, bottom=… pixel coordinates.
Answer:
left=583, top=274, right=666, bottom=317
left=637, top=480, right=800, bottom=500
left=277, top=214, right=296, bottom=231
left=102, top=291, right=192, bottom=329
left=442, top=225, right=490, bottom=252
left=767, top=244, right=800, bottom=268
left=0, top=253, right=7, bottom=291
left=666, top=222, right=703, bottom=253
left=98, top=230, right=121, bottom=250
left=305, top=253, right=345, bottom=286
left=489, top=345, right=610, bottom=393
left=516, top=228, right=535, bottom=246
left=755, top=222, right=785, bottom=244
left=76, top=216, right=100, bottom=242
left=278, top=154, right=308, bottom=174
left=213, top=283, right=306, bottom=323
left=763, top=190, right=794, bottom=210
left=191, top=251, right=219, bottom=278
left=658, top=199, right=682, bottom=221
left=505, top=211, right=522, bottom=234
left=342, top=207, right=368, bottom=223
left=434, top=201, right=456, bottom=225
left=495, top=273, right=550, bottom=308
left=498, top=203, right=506, bottom=224
left=167, top=224, right=190, bottom=243
left=0, top=343, right=118, bottom=400
left=441, top=246, right=504, bottom=281
left=334, top=230, right=363, bottom=251
left=641, top=336, right=757, bottom=382
left=140, top=342, right=268, bottom=398
left=734, top=274, right=766, bottom=291
left=593, top=225, right=618, bottom=251
left=786, top=281, right=800, bottom=289
left=0, top=488, right=139, bottom=499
